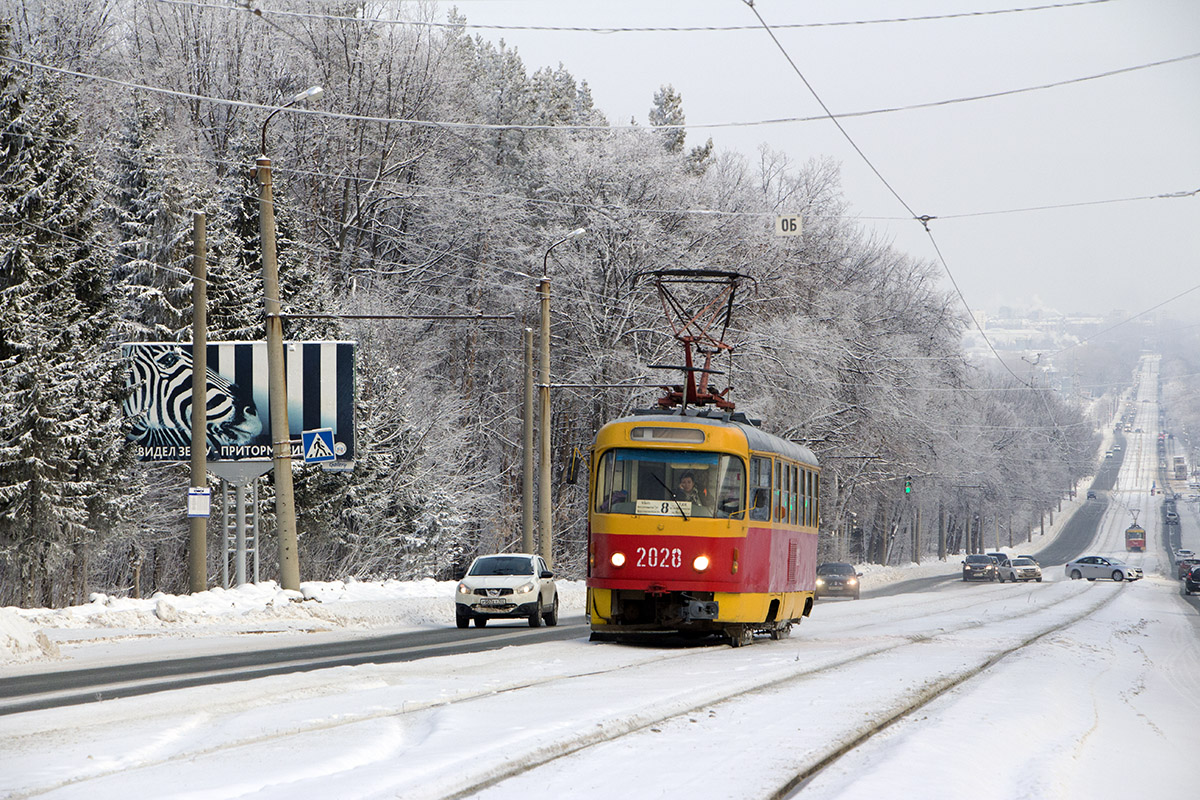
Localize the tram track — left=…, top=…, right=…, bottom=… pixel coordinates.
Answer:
left=441, top=578, right=1122, bottom=800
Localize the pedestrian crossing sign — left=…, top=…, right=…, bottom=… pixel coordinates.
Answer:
left=302, top=428, right=337, bottom=463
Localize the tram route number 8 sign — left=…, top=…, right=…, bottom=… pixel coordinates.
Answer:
left=775, top=214, right=802, bottom=237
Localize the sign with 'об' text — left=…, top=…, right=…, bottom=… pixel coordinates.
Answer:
left=121, top=341, right=356, bottom=463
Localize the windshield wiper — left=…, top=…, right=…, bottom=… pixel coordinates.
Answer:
left=651, top=473, right=689, bottom=521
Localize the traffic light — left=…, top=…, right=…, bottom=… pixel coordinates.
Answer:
left=904, top=476, right=912, bottom=494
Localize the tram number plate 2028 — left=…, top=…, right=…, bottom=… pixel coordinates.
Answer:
left=636, top=547, right=682, bottom=569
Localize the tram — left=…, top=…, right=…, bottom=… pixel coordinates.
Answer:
left=585, top=270, right=819, bottom=646
left=1125, top=524, right=1146, bottom=552
left=587, top=410, right=819, bottom=645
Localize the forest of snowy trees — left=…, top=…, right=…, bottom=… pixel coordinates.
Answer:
left=0, top=0, right=1117, bottom=607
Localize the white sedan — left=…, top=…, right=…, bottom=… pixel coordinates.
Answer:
left=1064, top=556, right=1143, bottom=582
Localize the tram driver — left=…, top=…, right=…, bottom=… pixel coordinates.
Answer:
left=677, top=471, right=708, bottom=512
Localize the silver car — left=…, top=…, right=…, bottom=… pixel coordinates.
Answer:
left=455, top=553, right=559, bottom=628
left=999, top=556, right=1042, bottom=582
left=1064, top=556, right=1143, bottom=582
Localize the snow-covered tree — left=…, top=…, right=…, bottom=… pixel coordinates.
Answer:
left=0, top=46, right=132, bottom=606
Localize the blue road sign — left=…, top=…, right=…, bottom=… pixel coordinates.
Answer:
left=302, top=428, right=337, bottom=463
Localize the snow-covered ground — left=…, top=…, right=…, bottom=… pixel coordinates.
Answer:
left=3, top=363, right=1197, bottom=799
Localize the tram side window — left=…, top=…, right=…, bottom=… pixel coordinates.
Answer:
left=782, top=462, right=792, bottom=524
left=790, top=463, right=799, bottom=525
left=802, top=469, right=810, bottom=527
left=749, top=456, right=771, bottom=521
left=813, top=470, right=819, bottom=527
left=777, top=460, right=787, bottom=522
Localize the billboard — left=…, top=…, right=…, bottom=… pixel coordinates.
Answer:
left=122, top=341, right=356, bottom=463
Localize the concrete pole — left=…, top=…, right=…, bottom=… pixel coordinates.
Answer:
left=189, top=212, right=208, bottom=593
left=535, top=228, right=583, bottom=569
left=522, top=327, right=534, bottom=555
left=539, top=277, right=553, bottom=567
left=256, top=156, right=300, bottom=591
left=914, top=506, right=921, bottom=565
left=937, top=501, right=946, bottom=561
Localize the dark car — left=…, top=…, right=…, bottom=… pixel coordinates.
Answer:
left=1086, top=490, right=1097, bottom=500
left=962, top=554, right=997, bottom=582
left=1176, top=557, right=1200, bottom=579
left=987, top=552, right=1011, bottom=569
left=815, top=562, right=862, bottom=599
left=1184, top=565, right=1200, bottom=596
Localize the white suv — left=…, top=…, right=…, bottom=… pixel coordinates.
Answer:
left=455, top=554, right=559, bottom=628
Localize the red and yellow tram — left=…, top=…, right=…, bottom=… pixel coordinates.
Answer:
left=1125, top=524, right=1145, bottom=552
left=586, top=408, right=820, bottom=646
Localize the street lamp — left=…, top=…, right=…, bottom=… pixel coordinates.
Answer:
left=256, top=85, right=322, bottom=591
left=538, top=227, right=586, bottom=567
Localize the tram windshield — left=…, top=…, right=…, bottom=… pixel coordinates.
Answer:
left=594, top=448, right=746, bottom=518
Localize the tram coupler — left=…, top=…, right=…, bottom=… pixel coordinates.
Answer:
left=681, top=599, right=719, bottom=621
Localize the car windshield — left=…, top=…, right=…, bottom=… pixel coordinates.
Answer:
left=1012, top=558, right=1035, bottom=566
left=965, top=555, right=991, bottom=564
left=594, top=448, right=746, bottom=518
left=1107, top=558, right=1127, bottom=566
left=817, top=563, right=855, bottom=575
left=469, top=556, right=534, bottom=576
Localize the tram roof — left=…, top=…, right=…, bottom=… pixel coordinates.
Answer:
left=605, top=408, right=819, bottom=467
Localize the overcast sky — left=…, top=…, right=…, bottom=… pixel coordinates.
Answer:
left=446, top=0, right=1199, bottom=321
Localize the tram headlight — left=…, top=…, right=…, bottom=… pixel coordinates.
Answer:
left=610, top=552, right=626, bottom=568
left=693, top=555, right=711, bottom=572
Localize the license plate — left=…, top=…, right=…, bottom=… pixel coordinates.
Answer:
left=478, top=597, right=507, bottom=607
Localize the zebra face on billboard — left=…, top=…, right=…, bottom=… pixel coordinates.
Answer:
left=123, top=345, right=263, bottom=458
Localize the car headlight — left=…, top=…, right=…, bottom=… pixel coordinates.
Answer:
left=847, top=578, right=858, bottom=586
left=456, top=582, right=470, bottom=595
left=815, top=578, right=826, bottom=586
left=516, top=581, right=536, bottom=594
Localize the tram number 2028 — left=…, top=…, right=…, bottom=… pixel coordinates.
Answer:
left=636, top=546, right=682, bottom=569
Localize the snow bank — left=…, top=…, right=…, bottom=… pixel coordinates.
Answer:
left=0, top=609, right=60, bottom=664
left=0, top=578, right=588, bottom=666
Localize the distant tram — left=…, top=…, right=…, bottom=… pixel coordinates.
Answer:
left=1125, top=525, right=1146, bottom=552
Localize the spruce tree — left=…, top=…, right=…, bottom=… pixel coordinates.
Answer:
left=0, top=51, right=131, bottom=607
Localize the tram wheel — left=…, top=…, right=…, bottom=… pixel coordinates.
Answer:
left=727, top=626, right=753, bottom=647
left=768, top=623, right=792, bottom=641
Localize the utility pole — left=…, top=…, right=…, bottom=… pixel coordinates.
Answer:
left=189, top=212, right=208, bottom=593
left=256, top=86, right=321, bottom=592
left=938, top=500, right=946, bottom=561
left=257, top=155, right=300, bottom=591
left=538, top=274, right=552, bottom=567
left=522, top=327, right=534, bottom=554
left=913, top=506, right=921, bottom=565
left=538, top=228, right=585, bottom=569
